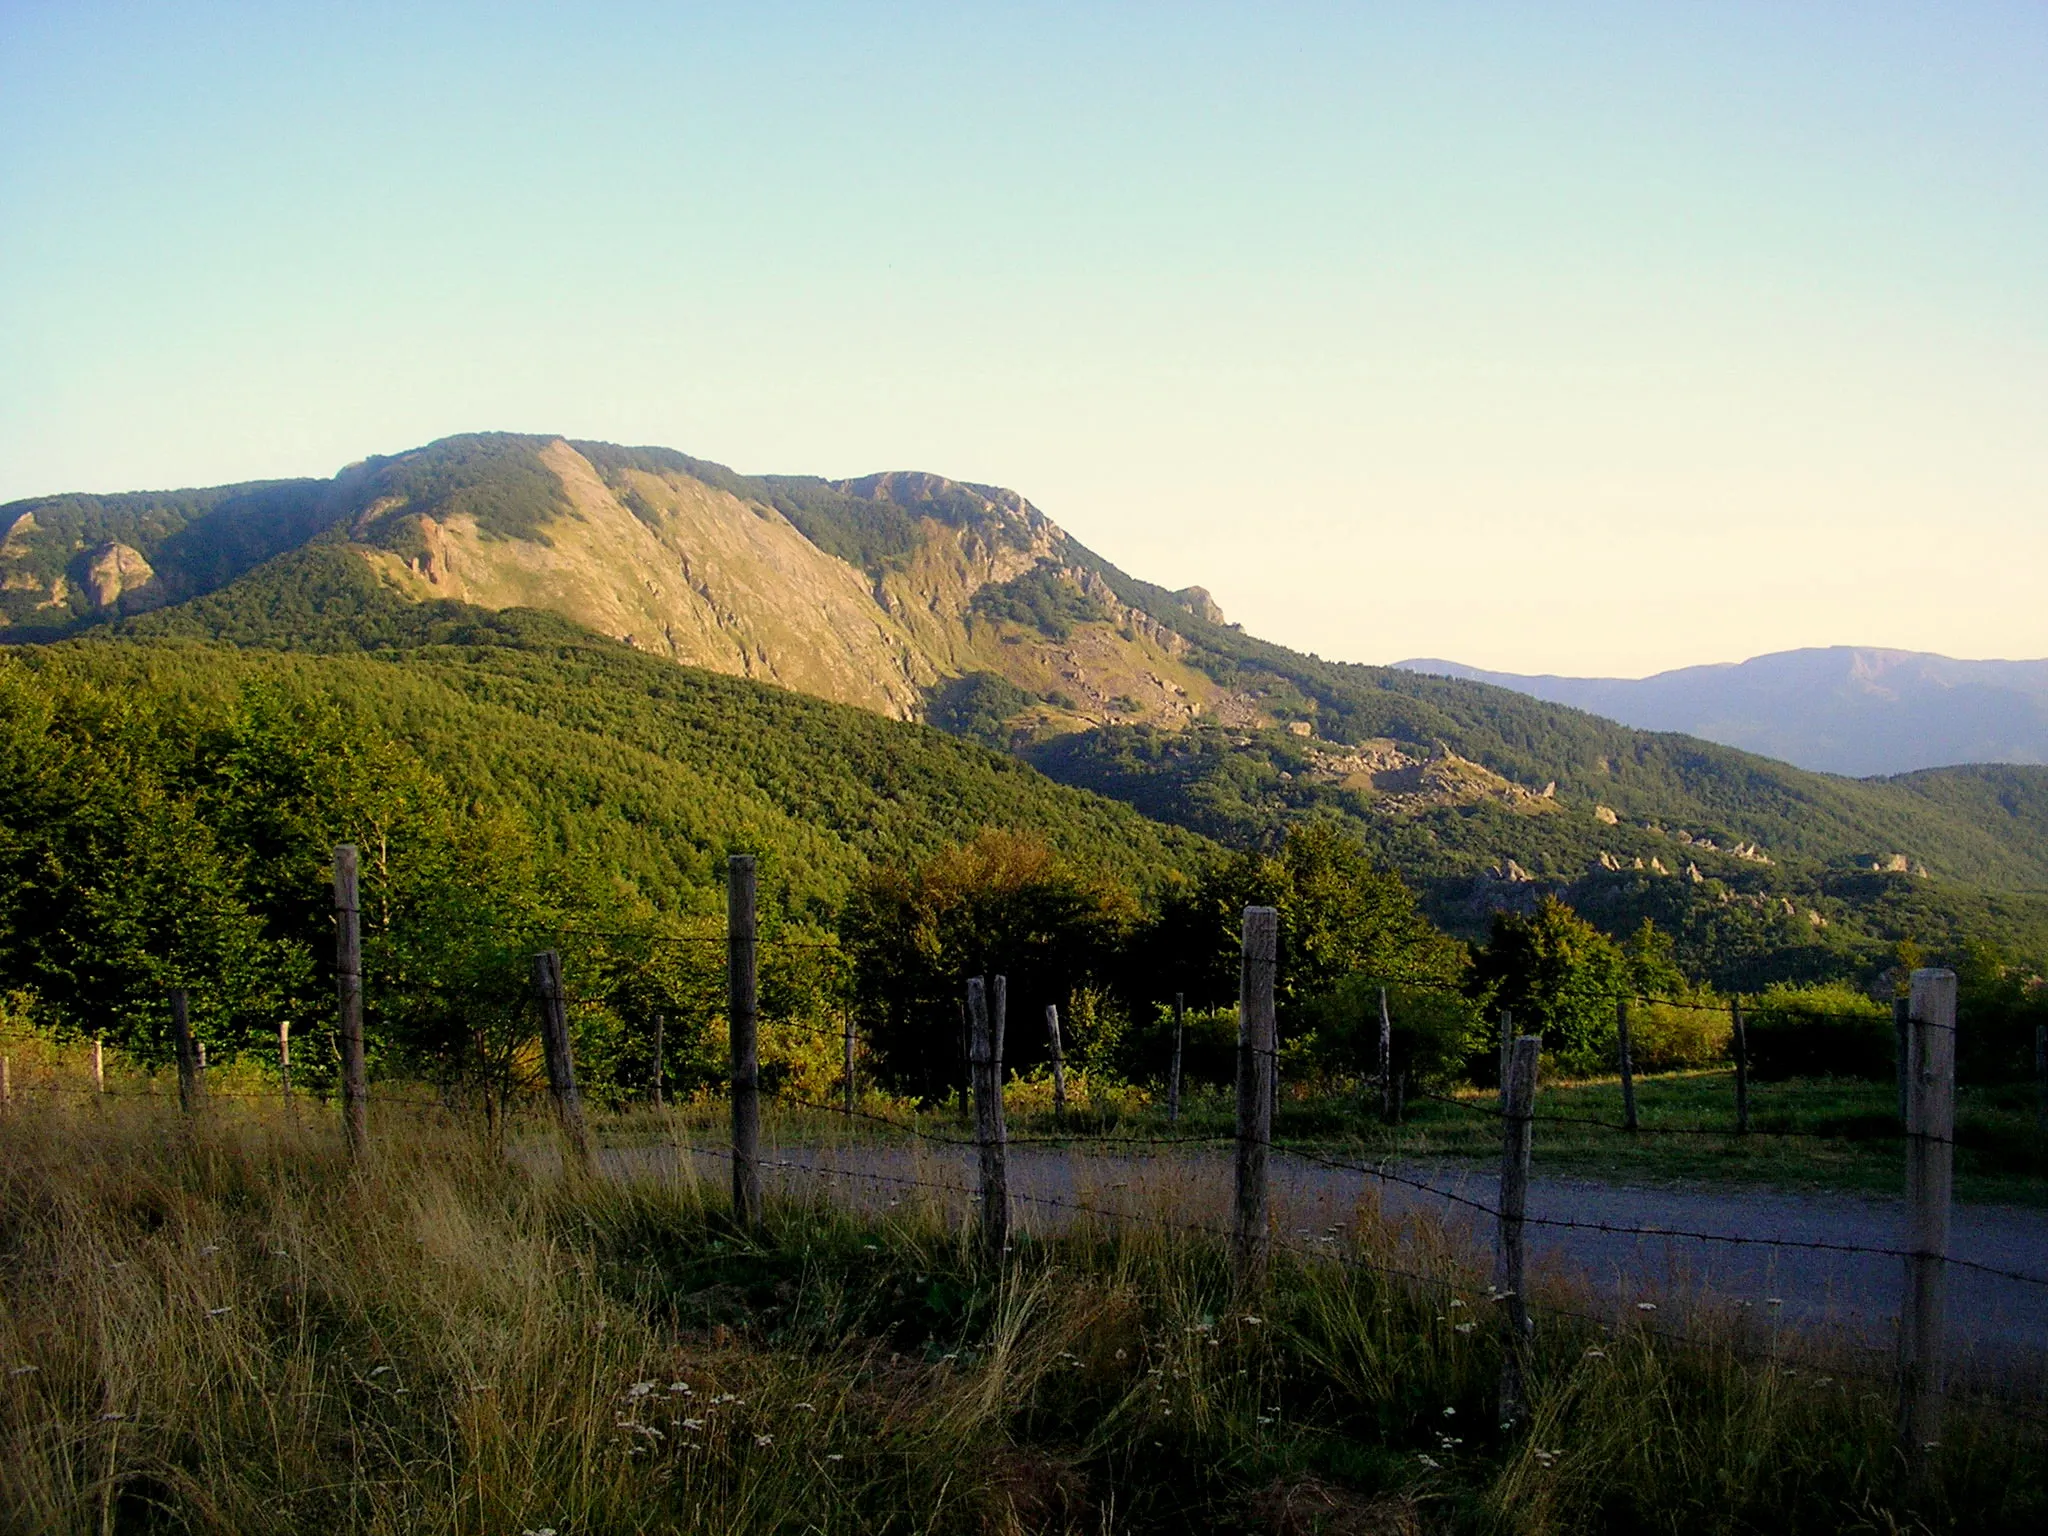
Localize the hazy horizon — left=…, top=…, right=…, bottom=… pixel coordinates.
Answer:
left=4, top=2, right=2044, bottom=676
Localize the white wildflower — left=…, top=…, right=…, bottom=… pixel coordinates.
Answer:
left=1454, top=1322, right=1475, bottom=1334
left=1415, top=1453, right=1440, bottom=1470
left=624, top=1380, right=657, bottom=1399
left=1635, top=1302, right=1657, bottom=1312
left=754, top=1433, right=774, bottom=1447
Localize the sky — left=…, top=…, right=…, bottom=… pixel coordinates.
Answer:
left=2, top=1, right=2044, bottom=676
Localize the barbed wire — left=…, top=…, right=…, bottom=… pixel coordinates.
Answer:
left=650, top=1133, right=2048, bottom=1429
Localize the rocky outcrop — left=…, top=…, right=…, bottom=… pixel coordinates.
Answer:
left=79, top=541, right=155, bottom=609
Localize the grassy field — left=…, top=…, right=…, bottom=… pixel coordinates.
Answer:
left=4, top=1094, right=2047, bottom=1535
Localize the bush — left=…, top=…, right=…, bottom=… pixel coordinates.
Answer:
left=1628, top=999, right=1732, bottom=1072
left=1304, top=976, right=1491, bottom=1085
left=1745, top=983, right=1893, bottom=1081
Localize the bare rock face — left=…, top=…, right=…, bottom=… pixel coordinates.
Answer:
left=1174, top=586, right=1226, bottom=625
left=81, top=541, right=155, bottom=609
left=1594, top=805, right=1619, bottom=825
left=1873, top=853, right=1911, bottom=874
left=1649, top=857, right=1670, bottom=876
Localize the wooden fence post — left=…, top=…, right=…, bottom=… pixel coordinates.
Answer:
left=2035, top=1023, right=2045, bottom=1137
left=92, top=1036, right=104, bottom=1096
left=531, top=951, right=596, bottom=1177
left=1898, top=967, right=1957, bottom=1463
left=1496, top=1033, right=1540, bottom=1429
left=1, top=1055, right=9, bottom=1108
left=278, top=1020, right=291, bottom=1104
left=992, top=974, right=1006, bottom=1072
left=1234, top=907, right=1278, bottom=1291
left=958, top=998, right=971, bottom=1116
left=1378, top=986, right=1395, bottom=1124
left=1168, top=992, right=1185, bottom=1125
left=1731, top=999, right=1750, bottom=1135
left=728, top=853, right=762, bottom=1230
left=1617, top=999, right=1638, bottom=1132
left=841, top=1008, right=855, bottom=1118
left=652, top=1012, right=666, bottom=1110
left=1046, top=1004, right=1067, bottom=1126
left=967, top=976, right=1008, bottom=1257
left=333, top=846, right=368, bottom=1161
left=171, top=987, right=199, bottom=1114
left=1894, top=996, right=1911, bottom=1128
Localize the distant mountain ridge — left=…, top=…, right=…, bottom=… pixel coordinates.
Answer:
left=10, top=430, right=2048, bottom=984
left=1395, top=649, right=2048, bottom=778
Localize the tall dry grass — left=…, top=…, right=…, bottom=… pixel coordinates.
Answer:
left=2, top=1092, right=2043, bottom=1534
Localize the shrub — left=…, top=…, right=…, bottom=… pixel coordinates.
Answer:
left=1303, top=976, right=1491, bottom=1085
left=1744, top=983, right=1893, bottom=1081
left=1627, top=999, right=1732, bottom=1072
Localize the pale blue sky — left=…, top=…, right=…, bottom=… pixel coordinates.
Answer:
left=3, top=2, right=2043, bottom=673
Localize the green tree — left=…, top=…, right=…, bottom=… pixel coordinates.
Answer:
left=843, top=830, right=1133, bottom=1097
left=1474, top=896, right=1630, bottom=1072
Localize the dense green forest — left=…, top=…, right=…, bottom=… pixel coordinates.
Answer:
left=6, top=433, right=2045, bottom=1099
left=1026, top=721, right=2048, bottom=988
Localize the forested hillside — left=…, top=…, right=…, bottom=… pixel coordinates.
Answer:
left=7, top=430, right=2047, bottom=1000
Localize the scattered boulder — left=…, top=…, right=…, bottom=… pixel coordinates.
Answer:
left=1594, top=805, right=1619, bottom=825
left=1649, top=857, right=1670, bottom=875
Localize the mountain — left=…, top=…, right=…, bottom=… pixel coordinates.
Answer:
left=9, top=431, right=2048, bottom=986
left=1394, top=650, right=2048, bottom=778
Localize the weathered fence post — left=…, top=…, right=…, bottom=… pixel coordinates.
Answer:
left=967, top=976, right=1008, bottom=1257
left=2035, top=1023, right=2046, bottom=1137
left=1616, top=999, right=1638, bottom=1132
left=1378, top=986, right=1395, bottom=1124
left=1898, top=967, right=1957, bottom=1463
left=531, top=951, right=596, bottom=1177
left=334, top=846, right=368, bottom=1161
left=728, top=853, right=762, bottom=1230
left=171, top=987, right=199, bottom=1114
left=1496, top=1033, right=1540, bottom=1429
left=92, top=1036, right=104, bottom=1096
left=958, top=998, right=971, bottom=1116
left=1234, top=907, right=1278, bottom=1291
left=1046, top=1004, right=1067, bottom=1126
left=652, top=1012, right=666, bottom=1110
left=841, top=1007, right=855, bottom=1118
left=1731, top=999, right=1750, bottom=1135
left=278, top=1020, right=291, bottom=1104
left=0, top=1055, right=9, bottom=1108
left=1168, top=992, right=1185, bottom=1125
left=1894, top=996, right=1911, bottom=1128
